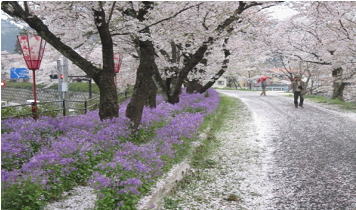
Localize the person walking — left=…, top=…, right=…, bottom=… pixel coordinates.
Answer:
left=260, top=79, right=267, bottom=96
left=257, top=76, right=270, bottom=96
left=291, top=75, right=306, bottom=108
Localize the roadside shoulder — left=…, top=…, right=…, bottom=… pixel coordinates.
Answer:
left=305, top=98, right=356, bottom=122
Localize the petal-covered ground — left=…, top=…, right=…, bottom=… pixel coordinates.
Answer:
left=165, top=90, right=356, bottom=209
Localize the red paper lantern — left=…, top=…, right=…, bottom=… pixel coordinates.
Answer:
left=17, top=35, right=46, bottom=70
left=113, top=53, right=123, bottom=73
left=17, top=34, right=46, bottom=119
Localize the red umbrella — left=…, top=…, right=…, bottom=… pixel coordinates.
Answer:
left=257, top=76, right=271, bottom=83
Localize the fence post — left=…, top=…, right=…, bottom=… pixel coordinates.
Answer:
left=84, top=100, right=87, bottom=114
left=62, top=99, right=66, bottom=116
left=88, top=79, right=92, bottom=99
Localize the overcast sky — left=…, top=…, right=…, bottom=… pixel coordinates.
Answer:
left=265, top=4, right=299, bottom=20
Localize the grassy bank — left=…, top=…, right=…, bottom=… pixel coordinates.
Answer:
left=164, top=95, right=243, bottom=209
left=5, top=81, right=47, bottom=89
left=191, top=95, right=238, bottom=168
left=5, top=81, right=100, bottom=94
left=303, top=95, right=356, bottom=112
left=214, top=87, right=259, bottom=91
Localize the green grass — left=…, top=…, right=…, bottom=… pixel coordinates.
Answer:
left=67, top=82, right=100, bottom=94
left=93, top=96, right=233, bottom=209
left=304, top=95, right=356, bottom=112
left=164, top=95, right=243, bottom=209
left=5, top=81, right=47, bottom=89
left=191, top=95, right=238, bottom=168
left=213, top=87, right=237, bottom=90
left=5, top=81, right=101, bottom=94
left=214, top=87, right=258, bottom=91
left=5, top=81, right=134, bottom=98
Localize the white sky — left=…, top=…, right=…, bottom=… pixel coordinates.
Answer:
left=266, top=4, right=299, bottom=20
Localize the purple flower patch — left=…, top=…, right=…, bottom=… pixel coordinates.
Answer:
left=1, top=88, right=220, bottom=207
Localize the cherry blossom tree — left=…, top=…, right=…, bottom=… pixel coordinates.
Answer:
left=289, top=1, right=356, bottom=99
left=1, top=1, right=279, bottom=125
left=150, top=1, right=277, bottom=100
left=2, top=1, right=120, bottom=120
left=112, top=1, right=203, bottom=127
left=253, top=2, right=355, bottom=99
left=111, top=1, right=275, bottom=127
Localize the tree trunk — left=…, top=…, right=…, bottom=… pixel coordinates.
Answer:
left=185, top=79, right=202, bottom=93
left=332, top=82, right=345, bottom=100
left=93, top=7, right=118, bottom=120
left=232, top=79, right=240, bottom=89
left=331, top=67, right=345, bottom=100
left=126, top=39, right=157, bottom=128
left=146, top=81, right=157, bottom=108
left=167, top=91, right=180, bottom=104
left=93, top=73, right=118, bottom=119
left=166, top=39, right=212, bottom=104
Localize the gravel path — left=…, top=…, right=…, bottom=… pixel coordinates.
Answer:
left=164, top=90, right=356, bottom=209
left=44, top=186, right=96, bottom=210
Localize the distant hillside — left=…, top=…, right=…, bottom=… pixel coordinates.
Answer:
left=1, top=19, right=21, bottom=53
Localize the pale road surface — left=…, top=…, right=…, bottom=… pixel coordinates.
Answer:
left=219, top=90, right=356, bottom=209
left=164, top=90, right=356, bottom=210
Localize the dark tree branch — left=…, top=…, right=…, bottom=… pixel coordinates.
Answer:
left=216, top=1, right=267, bottom=34
left=338, top=19, right=352, bottom=40
left=216, top=2, right=245, bottom=33
left=159, top=49, right=171, bottom=61
left=293, top=54, right=331, bottom=65
left=107, top=1, right=116, bottom=25
left=202, top=11, right=210, bottom=30
left=111, top=32, right=131, bottom=36
left=278, top=55, right=294, bottom=79
left=288, top=41, right=324, bottom=62
left=24, top=1, right=29, bottom=14
left=305, top=30, right=323, bottom=44
left=199, top=38, right=230, bottom=93
left=99, top=1, right=104, bottom=11
left=255, top=3, right=279, bottom=13
left=171, top=41, right=178, bottom=63
left=168, top=1, right=267, bottom=98
left=121, top=1, right=137, bottom=18
left=138, top=3, right=203, bottom=33
left=137, top=1, right=154, bottom=21
left=152, top=65, right=168, bottom=94
left=244, top=1, right=265, bottom=10
left=93, top=4, right=115, bottom=74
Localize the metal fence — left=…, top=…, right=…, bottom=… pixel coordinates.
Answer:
left=1, top=87, right=99, bottom=104
left=1, top=97, right=99, bottom=120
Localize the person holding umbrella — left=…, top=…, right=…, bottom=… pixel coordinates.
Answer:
left=257, top=76, right=270, bottom=96
left=291, top=75, right=306, bottom=108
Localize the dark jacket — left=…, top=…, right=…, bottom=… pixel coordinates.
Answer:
left=291, top=80, right=306, bottom=95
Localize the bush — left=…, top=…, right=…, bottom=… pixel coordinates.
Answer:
left=1, top=103, right=61, bottom=119
left=1, top=180, right=45, bottom=210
